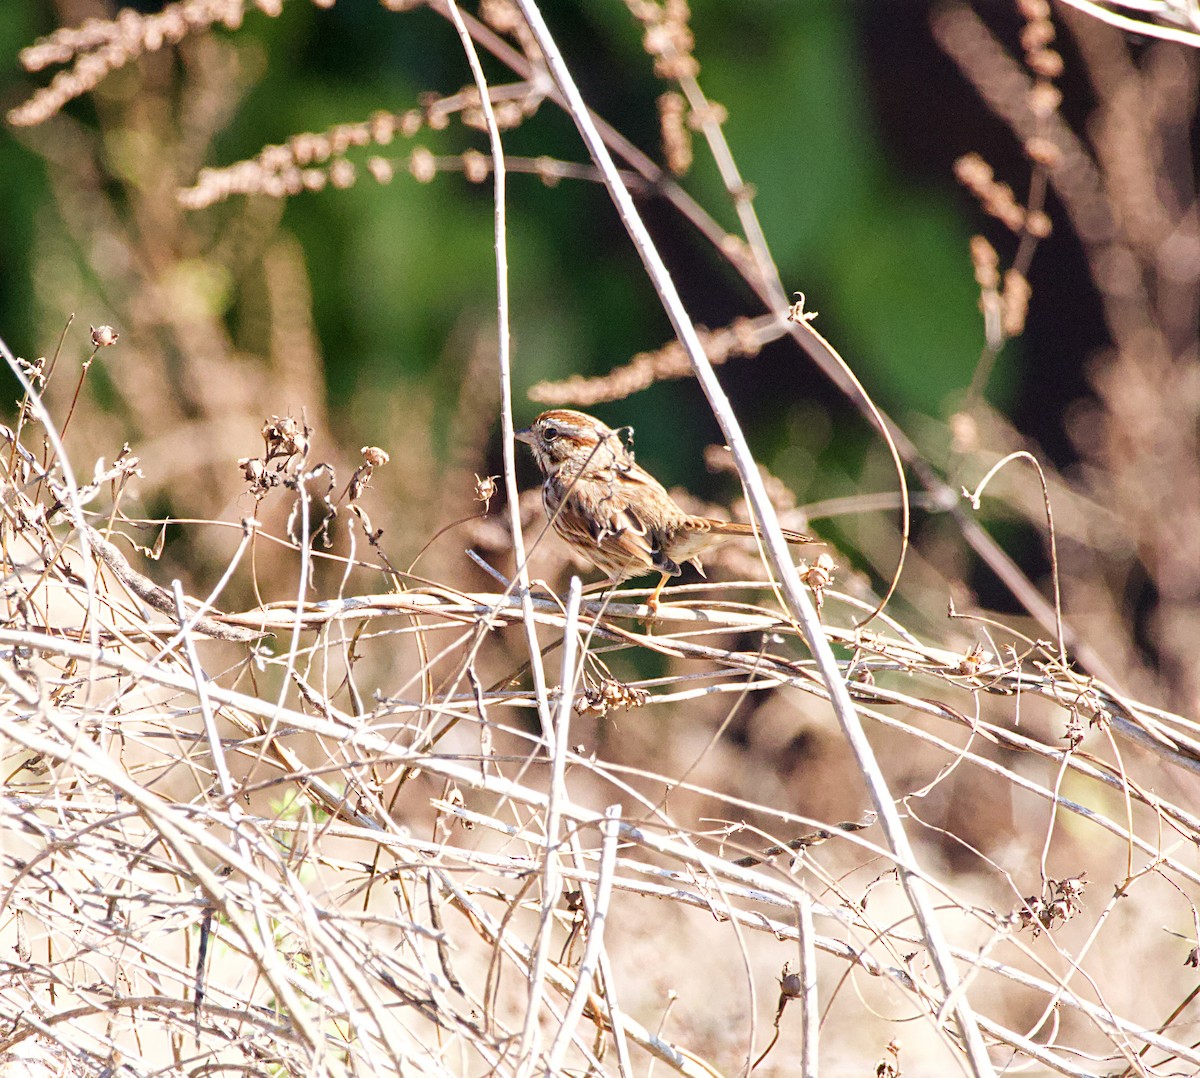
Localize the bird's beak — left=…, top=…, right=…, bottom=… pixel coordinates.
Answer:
left=514, top=427, right=534, bottom=445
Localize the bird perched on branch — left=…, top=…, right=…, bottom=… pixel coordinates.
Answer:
left=517, top=408, right=818, bottom=610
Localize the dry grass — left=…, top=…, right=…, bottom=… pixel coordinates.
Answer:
left=4, top=2, right=1200, bottom=1076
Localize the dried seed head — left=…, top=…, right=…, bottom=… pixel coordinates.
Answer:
left=361, top=446, right=390, bottom=467
left=238, top=456, right=275, bottom=497
left=90, top=324, right=119, bottom=348
left=786, top=292, right=818, bottom=325
left=262, top=415, right=309, bottom=460
left=238, top=457, right=265, bottom=483
left=576, top=678, right=649, bottom=715
left=779, top=971, right=803, bottom=998
left=800, top=552, right=836, bottom=613
left=953, top=642, right=991, bottom=678
left=875, top=1039, right=902, bottom=1078
left=1016, top=875, right=1086, bottom=935
left=474, top=473, right=498, bottom=512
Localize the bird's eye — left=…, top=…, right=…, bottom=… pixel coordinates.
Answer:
left=543, top=426, right=559, bottom=442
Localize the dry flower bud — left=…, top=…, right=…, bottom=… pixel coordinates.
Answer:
left=369, top=111, right=396, bottom=145
left=90, top=324, right=119, bottom=347
left=956, top=155, right=1027, bottom=231
left=361, top=446, right=389, bottom=467
left=953, top=152, right=992, bottom=188
left=367, top=157, right=394, bottom=184
left=1018, top=0, right=1051, bottom=16
left=493, top=100, right=525, bottom=129
left=344, top=123, right=371, bottom=149
left=1020, top=20, right=1055, bottom=51
left=1024, top=136, right=1062, bottom=169
left=949, top=410, right=979, bottom=454
left=329, top=159, right=356, bottom=189
left=462, top=149, right=490, bottom=183
left=1001, top=269, right=1032, bottom=337
left=969, top=235, right=1000, bottom=290
left=654, top=53, right=700, bottom=80
left=1028, top=80, right=1061, bottom=118
left=481, top=0, right=522, bottom=33
left=658, top=91, right=692, bottom=175
left=409, top=147, right=437, bottom=184
left=400, top=109, right=423, bottom=137
left=688, top=101, right=728, bottom=128
left=1028, top=48, right=1064, bottom=79
left=1025, top=210, right=1052, bottom=238
left=534, top=156, right=562, bottom=188
left=290, top=132, right=327, bottom=165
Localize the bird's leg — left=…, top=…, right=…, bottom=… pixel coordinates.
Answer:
left=646, top=572, right=670, bottom=614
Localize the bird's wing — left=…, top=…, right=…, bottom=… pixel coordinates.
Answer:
left=569, top=467, right=682, bottom=577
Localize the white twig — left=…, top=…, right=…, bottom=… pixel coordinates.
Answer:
left=171, top=580, right=233, bottom=800
left=517, top=575, right=581, bottom=1072
left=1059, top=0, right=1200, bottom=45
left=797, top=891, right=819, bottom=1077
left=548, top=803, right=621, bottom=1071
left=443, top=0, right=555, bottom=756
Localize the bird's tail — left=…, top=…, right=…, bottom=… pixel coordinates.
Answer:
left=704, top=519, right=818, bottom=546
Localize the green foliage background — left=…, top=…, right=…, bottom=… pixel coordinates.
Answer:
left=0, top=0, right=987, bottom=502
